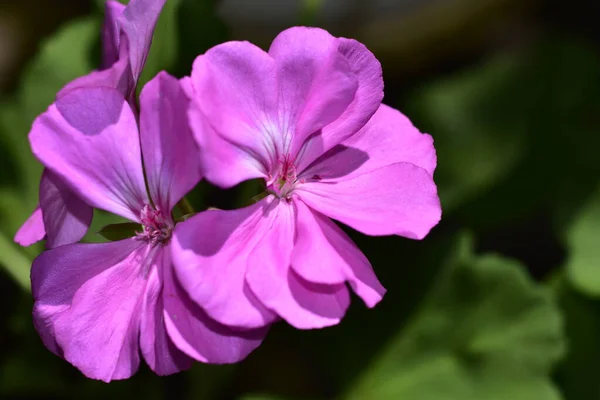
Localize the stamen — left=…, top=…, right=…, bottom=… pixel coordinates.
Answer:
left=136, top=205, right=173, bottom=246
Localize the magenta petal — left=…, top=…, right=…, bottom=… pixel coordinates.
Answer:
left=171, top=200, right=277, bottom=329
left=139, top=72, right=202, bottom=211
left=291, top=200, right=385, bottom=307
left=268, top=27, right=358, bottom=156
left=295, top=38, right=384, bottom=171
left=101, top=0, right=126, bottom=69
left=300, top=104, right=437, bottom=181
left=189, top=41, right=278, bottom=186
left=15, top=206, right=45, bottom=247
left=119, top=0, right=167, bottom=82
left=31, top=239, right=146, bottom=382
left=139, top=249, right=192, bottom=375
left=163, top=246, right=268, bottom=363
left=245, top=201, right=350, bottom=329
left=40, top=170, right=93, bottom=249
left=299, top=163, right=441, bottom=239
left=29, top=87, right=148, bottom=222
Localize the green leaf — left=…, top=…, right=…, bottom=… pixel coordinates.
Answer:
left=407, top=55, right=526, bottom=212
left=345, top=245, right=565, bottom=400
left=97, top=222, right=141, bottom=241
left=565, top=185, right=600, bottom=296
left=552, top=274, right=600, bottom=399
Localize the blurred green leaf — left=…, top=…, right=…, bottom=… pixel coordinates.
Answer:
left=565, top=185, right=600, bottom=296
left=346, top=245, right=565, bottom=400
left=0, top=231, right=31, bottom=290
left=97, top=222, right=141, bottom=241
left=552, top=274, right=600, bottom=399
left=407, top=55, right=527, bottom=212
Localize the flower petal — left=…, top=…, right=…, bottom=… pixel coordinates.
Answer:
left=30, top=87, right=148, bottom=222
left=188, top=41, right=277, bottom=187
left=101, top=0, right=126, bottom=69
left=31, top=239, right=147, bottom=382
left=300, top=104, right=437, bottom=181
left=119, top=0, right=167, bottom=82
left=139, top=72, right=202, bottom=212
left=299, top=163, right=441, bottom=239
left=268, top=27, right=358, bottom=156
left=171, top=199, right=277, bottom=329
left=40, top=170, right=93, bottom=249
left=291, top=199, right=385, bottom=307
left=163, top=246, right=269, bottom=363
left=14, top=206, right=45, bottom=247
left=139, top=249, right=192, bottom=375
left=295, top=38, right=383, bottom=171
left=245, top=200, right=350, bottom=329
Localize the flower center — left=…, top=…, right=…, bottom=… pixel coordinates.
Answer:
left=267, top=156, right=299, bottom=199
left=137, top=205, right=173, bottom=246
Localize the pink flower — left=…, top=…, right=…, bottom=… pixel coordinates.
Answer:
left=172, top=27, right=442, bottom=330
left=15, top=0, right=166, bottom=249
left=29, top=72, right=267, bottom=382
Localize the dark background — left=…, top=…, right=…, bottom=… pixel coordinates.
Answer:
left=1, top=0, right=600, bottom=398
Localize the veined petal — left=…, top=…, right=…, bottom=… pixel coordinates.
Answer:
left=268, top=27, right=358, bottom=156
left=300, top=104, right=437, bottom=181
left=101, top=0, right=126, bottom=69
left=119, top=0, right=167, bottom=82
left=40, top=170, right=93, bottom=249
left=163, top=246, right=269, bottom=363
left=31, top=239, right=147, bottom=382
left=14, top=206, right=45, bottom=247
left=245, top=200, right=350, bottom=329
left=140, top=249, right=192, bottom=375
left=30, top=87, right=149, bottom=222
left=291, top=199, right=385, bottom=307
left=171, top=199, right=277, bottom=329
left=139, top=72, right=202, bottom=212
left=189, top=41, right=278, bottom=187
left=295, top=38, right=383, bottom=171
left=299, top=163, right=441, bottom=239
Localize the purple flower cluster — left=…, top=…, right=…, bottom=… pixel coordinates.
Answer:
left=15, top=0, right=441, bottom=382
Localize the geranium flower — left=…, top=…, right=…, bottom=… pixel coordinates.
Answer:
left=172, top=27, right=442, bottom=329
left=15, top=0, right=166, bottom=249
left=29, top=72, right=267, bottom=382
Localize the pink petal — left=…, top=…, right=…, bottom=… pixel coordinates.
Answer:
left=171, top=199, right=278, bottom=329
left=163, top=246, right=269, bottom=363
left=101, top=0, right=126, bottom=69
left=29, top=87, right=149, bottom=222
left=139, top=72, right=202, bottom=212
left=119, top=0, right=167, bottom=82
left=31, top=239, right=147, bottom=382
left=40, top=170, right=93, bottom=249
left=57, top=56, right=135, bottom=110
left=245, top=200, right=350, bottom=329
left=300, top=104, right=437, bottom=181
left=299, top=163, right=441, bottom=239
left=14, top=206, right=45, bottom=247
left=295, top=38, right=384, bottom=172
left=188, top=41, right=277, bottom=187
left=139, top=249, right=192, bottom=375
left=268, top=27, right=358, bottom=156
left=291, top=199, right=385, bottom=307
